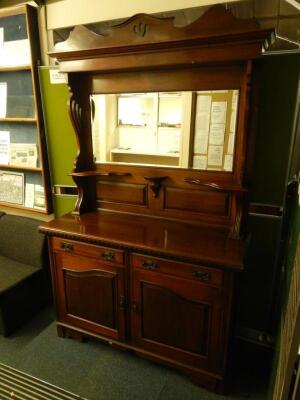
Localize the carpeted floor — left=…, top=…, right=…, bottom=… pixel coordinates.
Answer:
left=0, top=306, right=268, bottom=400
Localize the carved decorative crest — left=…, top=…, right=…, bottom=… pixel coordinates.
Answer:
left=51, top=5, right=274, bottom=65
left=133, top=22, right=148, bottom=37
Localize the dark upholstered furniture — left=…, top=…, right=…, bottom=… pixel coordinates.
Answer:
left=0, top=213, right=51, bottom=336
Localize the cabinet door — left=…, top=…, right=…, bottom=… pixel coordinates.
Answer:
left=53, top=251, right=126, bottom=341
left=131, top=267, right=228, bottom=372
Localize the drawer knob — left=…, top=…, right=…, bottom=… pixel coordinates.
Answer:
left=142, top=260, right=158, bottom=270
left=193, top=270, right=210, bottom=281
left=60, top=242, right=74, bottom=252
left=102, top=251, right=115, bottom=261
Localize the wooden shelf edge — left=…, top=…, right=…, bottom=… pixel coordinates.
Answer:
left=0, top=201, right=47, bottom=214
left=0, top=64, right=32, bottom=71
left=0, top=165, right=42, bottom=172
left=0, top=117, right=37, bottom=123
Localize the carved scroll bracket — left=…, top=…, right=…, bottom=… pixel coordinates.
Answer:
left=144, top=176, right=168, bottom=198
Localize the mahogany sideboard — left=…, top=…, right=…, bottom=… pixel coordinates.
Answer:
left=40, top=5, right=273, bottom=393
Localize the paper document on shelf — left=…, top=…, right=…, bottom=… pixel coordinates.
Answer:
left=194, top=95, right=211, bottom=153
left=209, top=124, right=225, bottom=145
left=193, top=155, right=207, bottom=170
left=0, top=131, right=10, bottom=164
left=211, top=101, right=227, bottom=124
left=0, top=171, right=24, bottom=204
left=224, top=154, right=233, bottom=171
left=34, top=184, right=45, bottom=209
left=10, top=143, right=37, bottom=167
left=0, top=82, right=7, bottom=118
left=25, top=183, right=35, bottom=208
left=0, top=39, right=30, bottom=66
left=208, top=145, right=223, bottom=166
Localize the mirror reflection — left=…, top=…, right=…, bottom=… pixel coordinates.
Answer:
left=92, top=89, right=239, bottom=172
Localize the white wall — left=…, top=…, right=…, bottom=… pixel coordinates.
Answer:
left=46, top=0, right=241, bottom=29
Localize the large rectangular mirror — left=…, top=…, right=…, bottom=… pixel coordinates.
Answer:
left=91, top=89, right=239, bottom=172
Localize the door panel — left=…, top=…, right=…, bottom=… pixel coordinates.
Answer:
left=64, top=270, right=116, bottom=328
left=141, top=282, right=210, bottom=355
left=54, top=252, right=126, bottom=341
left=131, top=268, right=225, bottom=371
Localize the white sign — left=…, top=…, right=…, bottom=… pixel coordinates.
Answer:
left=208, top=145, right=223, bottom=166
left=211, top=101, right=227, bottom=124
left=209, top=124, right=225, bottom=145
left=49, top=69, right=68, bottom=84
left=193, top=155, right=207, bottom=170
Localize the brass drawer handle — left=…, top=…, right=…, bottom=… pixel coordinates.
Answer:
left=60, top=242, right=74, bottom=252
left=192, top=270, right=211, bottom=281
left=142, top=260, right=158, bottom=270
left=102, top=251, right=115, bottom=261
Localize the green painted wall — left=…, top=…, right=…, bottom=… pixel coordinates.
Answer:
left=39, top=67, right=77, bottom=216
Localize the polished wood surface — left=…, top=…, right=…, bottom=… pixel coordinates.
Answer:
left=52, top=249, right=126, bottom=340
left=43, top=5, right=273, bottom=393
left=51, top=5, right=273, bottom=73
left=41, top=211, right=244, bottom=270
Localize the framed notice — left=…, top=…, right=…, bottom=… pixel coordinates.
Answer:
left=0, top=171, right=24, bottom=204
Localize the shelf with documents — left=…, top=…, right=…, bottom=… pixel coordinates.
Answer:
left=0, top=4, right=52, bottom=213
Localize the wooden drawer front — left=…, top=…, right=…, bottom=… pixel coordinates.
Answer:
left=52, top=237, right=124, bottom=265
left=131, top=254, right=223, bottom=287
left=164, top=187, right=230, bottom=217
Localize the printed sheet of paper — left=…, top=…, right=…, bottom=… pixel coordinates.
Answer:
left=10, top=143, right=37, bottom=167
left=194, top=95, right=211, bottom=153
left=193, top=155, right=207, bottom=170
left=224, top=154, right=233, bottom=171
left=194, top=95, right=212, bottom=154
left=0, top=171, right=24, bottom=204
left=209, top=124, right=225, bottom=145
left=25, top=183, right=35, bottom=208
left=0, top=131, right=10, bottom=164
left=34, top=184, right=45, bottom=209
left=0, top=82, right=7, bottom=118
left=49, top=69, right=68, bottom=84
left=208, top=145, right=223, bottom=166
left=211, top=101, right=227, bottom=124
left=1, top=39, right=30, bottom=66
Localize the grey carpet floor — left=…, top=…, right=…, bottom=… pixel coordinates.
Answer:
left=0, top=306, right=268, bottom=400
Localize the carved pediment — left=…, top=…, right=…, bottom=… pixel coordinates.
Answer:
left=52, top=5, right=274, bottom=59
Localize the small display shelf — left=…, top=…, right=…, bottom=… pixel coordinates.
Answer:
left=0, top=4, right=52, bottom=213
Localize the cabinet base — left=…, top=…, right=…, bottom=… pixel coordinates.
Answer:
left=56, top=323, right=226, bottom=394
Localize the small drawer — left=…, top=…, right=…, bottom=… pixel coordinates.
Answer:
left=52, top=237, right=124, bottom=265
left=131, top=253, right=223, bottom=287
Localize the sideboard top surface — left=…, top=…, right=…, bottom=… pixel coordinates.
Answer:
left=40, top=211, right=244, bottom=270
